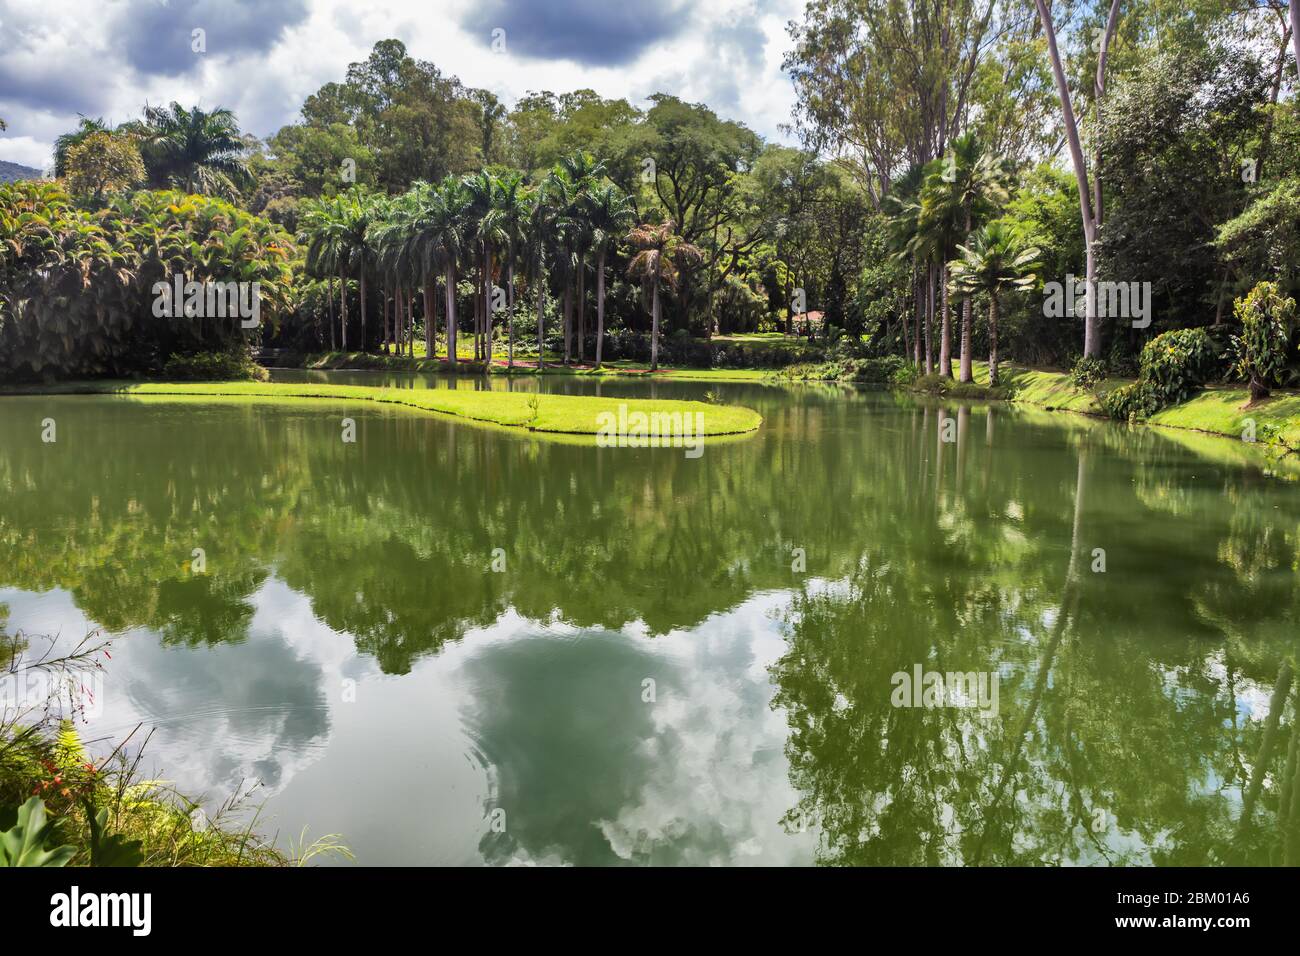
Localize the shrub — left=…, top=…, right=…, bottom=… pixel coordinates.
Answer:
left=1069, top=356, right=1109, bottom=391
left=1100, top=380, right=1161, bottom=421
left=1229, top=281, right=1296, bottom=402
left=1139, top=328, right=1219, bottom=404
left=162, top=350, right=269, bottom=382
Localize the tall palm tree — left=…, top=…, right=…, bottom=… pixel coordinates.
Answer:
left=425, top=176, right=469, bottom=365
left=489, top=172, right=529, bottom=368
left=131, top=104, right=250, bottom=196
left=928, top=134, right=1012, bottom=382
left=300, top=195, right=349, bottom=350
left=464, top=170, right=506, bottom=363
left=559, top=153, right=605, bottom=362
left=524, top=177, right=563, bottom=369
left=584, top=181, right=634, bottom=368
left=883, top=162, right=928, bottom=369
left=626, top=220, right=702, bottom=371
left=950, top=223, right=1039, bottom=387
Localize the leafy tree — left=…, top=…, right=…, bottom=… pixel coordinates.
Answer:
left=62, top=131, right=145, bottom=202
left=1230, top=281, right=1297, bottom=402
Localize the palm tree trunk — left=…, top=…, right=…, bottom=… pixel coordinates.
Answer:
left=924, top=262, right=934, bottom=375
left=359, top=269, right=368, bottom=353
left=960, top=209, right=973, bottom=383
left=424, top=281, right=435, bottom=358
left=536, top=261, right=546, bottom=370
left=939, top=264, right=952, bottom=378
left=563, top=281, right=572, bottom=364
left=988, top=294, right=1000, bottom=386
left=577, top=258, right=586, bottom=362
left=912, top=266, right=922, bottom=366
left=445, top=264, right=457, bottom=366
left=339, top=267, right=348, bottom=352
left=650, top=276, right=661, bottom=371
left=507, top=254, right=515, bottom=369
left=328, top=275, right=336, bottom=351
left=484, top=247, right=494, bottom=366
left=595, top=247, right=607, bottom=369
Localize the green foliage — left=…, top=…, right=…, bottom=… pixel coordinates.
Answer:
left=0, top=797, right=76, bottom=867
left=0, top=182, right=294, bottom=380
left=84, top=804, right=143, bottom=867
left=1102, top=328, right=1220, bottom=419
left=162, top=350, right=270, bottom=382
left=1069, top=356, right=1109, bottom=391
left=1229, top=281, right=1297, bottom=401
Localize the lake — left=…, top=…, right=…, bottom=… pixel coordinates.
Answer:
left=2, top=371, right=1296, bottom=865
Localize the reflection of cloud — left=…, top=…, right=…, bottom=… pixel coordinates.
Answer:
left=460, top=592, right=815, bottom=866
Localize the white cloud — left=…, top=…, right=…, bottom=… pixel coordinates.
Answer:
left=0, top=0, right=804, bottom=170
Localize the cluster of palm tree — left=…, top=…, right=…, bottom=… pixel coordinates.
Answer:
left=885, top=134, right=1038, bottom=384
left=296, top=152, right=688, bottom=369
left=54, top=105, right=250, bottom=197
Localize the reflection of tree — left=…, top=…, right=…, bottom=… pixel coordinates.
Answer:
left=771, top=416, right=1300, bottom=865
left=3, top=388, right=1300, bottom=863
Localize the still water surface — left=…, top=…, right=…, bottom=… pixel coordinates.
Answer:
left=1, top=371, right=1297, bottom=864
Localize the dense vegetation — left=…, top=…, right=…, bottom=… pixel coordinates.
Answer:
left=1, top=4, right=1298, bottom=417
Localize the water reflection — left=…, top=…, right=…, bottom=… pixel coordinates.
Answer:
left=1, top=379, right=1297, bottom=864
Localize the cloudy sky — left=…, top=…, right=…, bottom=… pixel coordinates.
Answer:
left=0, top=0, right=806, bottom=170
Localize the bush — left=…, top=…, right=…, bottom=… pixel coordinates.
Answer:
left=1069, top=356, right=1109, bottom=390
left=162, top=350, right=269, bottom=382
left=1100, top=380, right=1161, bottom=421
left=1139, top=328, right=1219, bottom=404
left=1230, top=281, right=1296, bottom=402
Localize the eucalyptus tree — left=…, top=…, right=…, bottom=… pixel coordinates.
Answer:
left=584, top=180, right=634, bottom=368
left=950, top=223, right=1039, bottom=386
left=626, top=220, right=703, bottom=371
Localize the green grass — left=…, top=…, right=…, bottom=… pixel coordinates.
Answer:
left=3, top=380, right=763, bottom=438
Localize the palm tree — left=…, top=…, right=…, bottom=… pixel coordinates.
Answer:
left=584, top=181, right=634, bottom=368
left=131, top=104, right=250, bottom=196
left=490, top=172, right=529, bottom=368
left=464, top=170, right=506, bottom=363
left=928, top=134, right=1012, bottom=382
left=883, top=163, right=928, bottom=369
left=626, top=220, right=702, bottom=371
left=300, top=195, right=349, bottom=349
left=559, top=153, right=605, bottom=362
left=950, top=223, right=1039, bottom=387
left=524, top=177, right=562, bottom=368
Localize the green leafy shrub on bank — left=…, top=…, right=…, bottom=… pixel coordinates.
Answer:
left=774, top=355, right=911, bottom=385
left=1102, top=328, right=1220, bottom=420
left=162, top=350, right=270, bottom=382
left=1230, top=281, right=1297, bottom=403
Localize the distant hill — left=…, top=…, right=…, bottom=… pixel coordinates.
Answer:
left=0, top=160, right=44, bottom=183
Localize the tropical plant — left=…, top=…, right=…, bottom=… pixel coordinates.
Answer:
left=131, top=103, right=251, bottom=196
left=626, top=220, right=703, bottom=371
left=584, top=180, right=634, bottom=368
left=63, top=131, right=146, bottom=202
left=950, top=223, right=1039, bottom=386
left=1230, top=281, right=1296, bottom=402
left=0, top=797, right=76, bottom=867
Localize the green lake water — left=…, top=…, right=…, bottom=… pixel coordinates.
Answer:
left=2, top=371, right=1297, bottom=865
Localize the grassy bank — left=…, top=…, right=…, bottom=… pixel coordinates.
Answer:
left=2, top=380, right=764, bottom=437
left=283, top=349, right=775, bottom=383
left=999, top=366, right=1300, bottom=453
